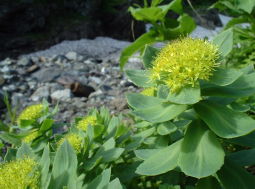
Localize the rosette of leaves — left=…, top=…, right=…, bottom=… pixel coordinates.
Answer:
left=0, top=100, right=57, bottom=149
left=125, top=33, right=255, bottom=188
left=120, top=0, right=196, bottom=69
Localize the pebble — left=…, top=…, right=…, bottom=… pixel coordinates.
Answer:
left=65, top=51, right=78, bottom=61
left=30, top=85, right=50, bottom=101
left=51, top=89, right=72, bottom=102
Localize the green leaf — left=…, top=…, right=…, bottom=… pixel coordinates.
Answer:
left=84, top=156, right=103, bottom=171
left=151, top=0, right=164, bottom=7
left=227, top=148, right=255, bottom=166
left=159, top=0, right=183, bottom=14
left=237, top=0, right=255, bottom=13
left=101, top=148, right=124, bottom=162
left=49, top=141, right=78, bottom=189
left=136, top=140, right=182, bottom=175
left=194, top=100, right=255, bottom=138
left=229, top=102, right=250, bottom=112
left=129, top=6, right=165, bottom=22
left=120, top=30, right=157, bottom=69
left=159, top=185, right=181, bottom=189
left=40, top=119, right=54, bottom=132
left=16, top=142, right=35, bottom=159
left=86, top=168, right=111, bottom=189
left=40, top=145, right=51, bottom=189
left=202, top=72, right=255, bottom=98
left=106, top=116, right=119, bottom=138
left=133, top=102, right=187, bottom=123
left=135, top=149, right=160, bottom=160
left=0, top=132, right=21, bottom=146
left=178, top=121, right=224, bottom=178
left=224, top=16, right=249, bottom=29
left=212, top=28, right=233, bottom=57
left=164, top=14, right=195, bottom=39
left=127, top=93, right=165, bottom=109
left=167, top=85, right=201, bottom=104
left=228, top=131, right=255, bottom=148
left=157, top=85, right=170, bottom=99
left=106, top=178, right=123, bottom=189
left=125, top=70, right=154, bottom=87
left=142, top=45, right=159, bottom=69
left=4, top=148, right=17, bottom=161
left=195, top=176, right=222, bottom=189
left=127, top=93, right=186, bottom=123
left=157, top=121, right=177, bottom=135
left=210, top=68, right=243, bottom=86
left=217, top=159, right=255, bottom=189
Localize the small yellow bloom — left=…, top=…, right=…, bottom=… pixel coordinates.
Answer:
left=23, top=131, right=39, bottom=143
left=141, top=87, right=155, bottom=96
left=0, top=158, right=40, bottom=189
left=58, top=133, right=83, bottom=153
left=151, top=37, right=219, bottom=93
left=17, top=104, right=43, bottom=125
left=77, top=115, right=97, bottom=131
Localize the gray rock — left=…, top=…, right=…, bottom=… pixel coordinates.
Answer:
left=0, top=58, right=13, bottom=66
left=90, top=76, right=102, bottom=84
left=65, top=51, right=78, bottom=61
left=0, top=66, right=10, bottom=73
left=51, top=89, right=72, bottom=102
left=17, top=57, right=32, bottom=66
left=30, top=85, right=50, bottom=101
left=32, top=68, right=62, bottom=82
left=22, top=37, right=130, bottom=59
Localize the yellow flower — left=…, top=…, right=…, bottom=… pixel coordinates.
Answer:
left=141, top=87, right=155, bottom=96
left=17, top=104, right=44, bottom=125
left=58, top=133, right=83, bottom=153
left=77, top=115, right=97, bottom=131
left=151, top=37, right=219, bottom=93
left=0, top=158, right=40, bottom=189
left=23, top=131, right=39, bottom=143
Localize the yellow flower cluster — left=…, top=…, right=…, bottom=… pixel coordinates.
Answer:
left=151, top=37, right=219, bottom=93
left=141, top=87, right=155, bottom=96
left=0, top=158, right=40, bottom=189
left=77, top=115, right=97, bottom=131
left=17, top=104, right=43, bottom=125
left=23, top=131, right=39, bottom=143
left=58, top=133, right=83, bottom=153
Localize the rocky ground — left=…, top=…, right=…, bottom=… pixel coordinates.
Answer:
left=0, top=13, right=232, bottom=123
left=0, top=37, right=143, bottom=123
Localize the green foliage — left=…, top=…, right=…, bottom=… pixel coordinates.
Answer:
left=212, top=0, right=255, bottom=68
left=1, top=3, right=255, bottom=187
left=120, top=0, right=196, bottom=69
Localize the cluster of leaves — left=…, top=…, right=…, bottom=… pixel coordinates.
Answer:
left=211, top=0, right=255, bottom=68
left=124, top=27, right=255, bottom=188
left=1, top=27, right=255, bottom=188
left=120, top=0, right=196, bottom=69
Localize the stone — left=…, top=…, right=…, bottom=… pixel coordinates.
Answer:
left=0, top=66, right=10, bottom=73
left=0, top=58, right=13, bottom=65
left=32, top=68, right=62, bottom=82
left=26, top=64, right=39, bottom=73
left=17, top=57, right=32, bottom=66
left=90, top=76, right=102, bottom=84
left=65, top=51, right=78, bottom=61
left=30, top=85, right=50, bottom=101
left=51, top=89, right=72, bottom=102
